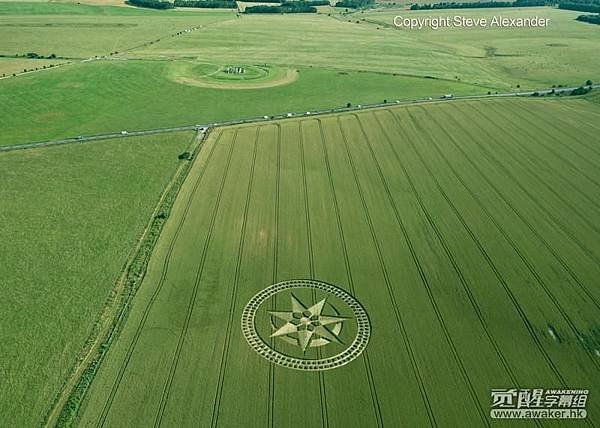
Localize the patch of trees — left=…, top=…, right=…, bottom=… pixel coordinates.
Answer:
left=410, top=0, right=552, bottom=10
left=126, top=0, right=174, bottom=9
left=245, top=3, right=318, bottom=12
left=335, top=0, right=374, bottom=8
left=576, top=13, right=600, bottom=22
left=174, top=0, right=236, bottom=7
left=571, top=86, right=593, bottom=95
left=281, top=0, right=330, bottom=5
left=2, top=52, right=58, bottom=59
left=560, top=2, right=600, bottom=12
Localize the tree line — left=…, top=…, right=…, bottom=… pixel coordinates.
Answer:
left=174, top=0, right=236, bottom=7
left=126, top=0, right=174, bottom=8
left=410, top=0, right=551, bottom=10
left=576, top=13, right=600, bottom=23
left=559, top=0, right=600, bottom=12
left=335, top=0, right=374, bottom=8
left=245, top=3, right=318, bottom=12
left=410, top=0, right=600, bottom=12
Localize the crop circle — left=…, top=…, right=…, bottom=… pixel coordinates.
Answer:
left=241, top=279, right=371, bottom=371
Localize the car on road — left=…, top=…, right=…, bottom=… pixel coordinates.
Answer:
left=120, top=131, right=127, bottom=135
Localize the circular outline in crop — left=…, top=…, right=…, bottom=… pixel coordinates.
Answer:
left=241, top=279, right=371, bottom=371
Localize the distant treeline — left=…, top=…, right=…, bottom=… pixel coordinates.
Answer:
left=409, top=0, right=600, bottom=11
left=336, top=0, right=374, bottom=8
left=174, top=0, right=236, bottom=7
left=559, top=0, right=600, bottom=12
left=576, top=13, right=600, bottom=22
left=282, top=0, right=330, bottom=5
left=126, top=0, right=174, bottom=8
left=410, top=0, right=552, bottom=10
left=245, top=2, right=318, bottom=12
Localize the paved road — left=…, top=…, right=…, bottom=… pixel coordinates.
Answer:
left=1, top=84, right=596, bottom=154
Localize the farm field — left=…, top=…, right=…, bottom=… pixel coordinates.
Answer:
left=1, top=3, right=599, bottom=149
left=0, top=3, right=233, bottom=58
left=0, top=60, right=482, bottom=147
left=360, top=6, right=600, bottom=87
left=0, top=57, right=62, bottom=76
left=77, top=97, right=600, bottom=427
left=0, top=131, right=195, bottom=427
left=131, top=7, right=600, bottom=87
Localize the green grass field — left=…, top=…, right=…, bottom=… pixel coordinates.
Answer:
left=75, top=97, right=600, bottom=427
left=0, top=131, right=194, bottom=427
left=0, top=60, right=483, bottom=147
left=0, top=3, right=233, bottom=58
left=1, top=3, right=598, bottom=148
left=2, top=1, right=600, bottom=425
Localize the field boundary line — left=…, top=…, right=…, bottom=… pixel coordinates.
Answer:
left=298, top=120, right=329, bottom=428
left=209, top=127, right=260, bottom=428
left=45, top=129, right=210, bottom=428
left=317, top=118, right=384, bottom=428
left=350, top=112, right=487, bottom=426
left=410, top=107, right=600, bottom=371
left=95, top=130, right=224, bottom=428
left=153, top=130, right=238, bottom=427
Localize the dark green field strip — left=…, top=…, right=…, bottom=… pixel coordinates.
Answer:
left=554, top=99, right=600, bottom=124
left=521, top=104, right=600, bottom=161
left=431, top=104, right=600, bottom=305
left=484, top=100, right=600, bottom=191
left=396, top=106, right=600, bottom=388
left=468, top=101, right=600, bottom=213
left=467, top=102, right=600, bottom=217
left=396, top=106, right=600, bottom=360
left=400, top=107, right=599, bottom=372
left=424, top=103, right=592, bottom=310
left=447, top=104, right=600, bottom=304
left=508, top=99, right=600, bottom=164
